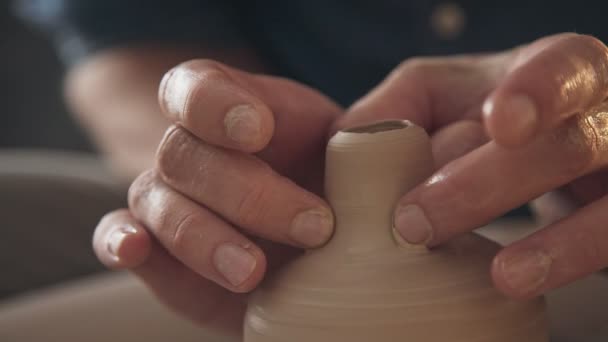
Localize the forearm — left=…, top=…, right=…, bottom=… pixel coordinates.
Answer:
left=64, top=45, right=265, bottom=181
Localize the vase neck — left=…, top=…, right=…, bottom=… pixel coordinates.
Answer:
left=323, top=121, right=434, bottom=252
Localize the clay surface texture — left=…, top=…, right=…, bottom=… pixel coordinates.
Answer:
left=244, top=120, right=548, bottom=341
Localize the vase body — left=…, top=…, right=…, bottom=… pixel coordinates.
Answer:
left=244, top=120, right=548, bottom=341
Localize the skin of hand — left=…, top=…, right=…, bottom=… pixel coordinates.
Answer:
left=335, top=32, right=608, bottom=300
left=93, top=59, right=343, bottom=335
left=92, top=32, right=608, bottom=333
left=65, top=46, right=266, bottom=181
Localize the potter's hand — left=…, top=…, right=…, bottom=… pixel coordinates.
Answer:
left=337, top=33, right=608, bottom=299
left=92, top=60, right=340, bottom=332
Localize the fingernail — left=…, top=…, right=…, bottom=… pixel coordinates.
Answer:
left=107, top=225, right=138, bottom=257
left=393, top=204, right=433, bottom=245
left=484, top=94, right=539, bottom=142
left=213, top=243, right=257, bottom=287
left=499, top=250, right=552, bottom=295
left=289, top=208, right=334, bottom=247
left=224, top=105, right=261, bottom=146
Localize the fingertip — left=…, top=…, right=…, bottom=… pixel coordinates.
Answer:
left=491, top=248, right=552, bottom=300
left=288, top=206, right=335, bottom=248
left=393, top=203, right=435, bottom=246
left=240, top=249, right=268, bottom=293
left=482, top=93, right=540, bottom=148
left=491, top=256, right=524, bottom=299
left=215, top=242, right=268, bottom=293
left=94, top=211, right=152, bottom=270
left=111, top=224, right=152, bottom=268
left=223, top=103, right=275, bottom=153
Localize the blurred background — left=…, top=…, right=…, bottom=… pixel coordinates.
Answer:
left=1, top=1, right=607, bottom=341
left=0, top=2, right=117, bottom=302
left=0, top=1, right=92, bottom=151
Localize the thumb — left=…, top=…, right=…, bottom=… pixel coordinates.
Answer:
left=334, top=54, right=514, bottom=134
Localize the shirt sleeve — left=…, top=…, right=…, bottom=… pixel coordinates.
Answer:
left=13, top=0, right=243, bottom=65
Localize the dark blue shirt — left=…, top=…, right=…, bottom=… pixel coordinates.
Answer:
left=15, top=0, right=608, bottom=106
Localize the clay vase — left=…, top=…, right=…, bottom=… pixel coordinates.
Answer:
left=244, top=120, right=548, bottom=341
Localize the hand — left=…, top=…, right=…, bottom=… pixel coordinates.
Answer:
left=93, top=60, right=342, bottom=334
left=337, top=33, right=608, bottom=299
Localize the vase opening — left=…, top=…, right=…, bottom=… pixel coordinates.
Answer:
left=342, top=120, right=410, bottom=134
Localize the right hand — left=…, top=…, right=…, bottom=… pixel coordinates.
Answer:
left=92, top=60, right=342, bottom=334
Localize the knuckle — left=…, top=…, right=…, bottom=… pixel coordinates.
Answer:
left=158, top=61, right=201, bottom=120
left=158, top=66, right=178, bottom=112
left=156, top=126, right=187, bottom=176
left=582, top=35, right=608, bottom=91
left=156, top=125, right=182, bottom=158
left=168, top=212, right=200, bottom=252
left=160, top=58, right=230, bottom=124
left=128, top=170, right=159, bottom=211
left=550, top=115, right=601, bottom=176
left=394, top=57, right=435, bottom=79
left=182, top=58, right=226, bottom=74
left=235, top=182, right=269, bottom=229
left=157, top=127, right=214, bottom=187
left=554, top=35, right=608, bottom=103
left=180, top=60, right=231, bottom=127
left=179, top=83, right=200, bottom=128
left=575, top=34, right=608, bottom=56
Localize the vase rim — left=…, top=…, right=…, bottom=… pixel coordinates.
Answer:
left=341, top=119, right=413, bottom=134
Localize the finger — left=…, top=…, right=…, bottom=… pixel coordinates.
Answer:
left=393, top=107, right=608, bottom=246
left=563, top=169, right=608, bottom=205
left=334, top=53, right=512, bottom=132
left=531, top=169, right=608, bottom=225
left=431, top=120, right=488, bottom=168
left=492, top=194, right=608, bottom=299
left=483, top=33, right=608, bottom=147
left=93, top=209, right=152, bottom=269
left=159, top=59, right=341, bottom=156
left=157, top=126, right=334, bottom=248
left=133, top=236, right=245, bottom=333
left=94, top=208, right=245, bottom=332
left=129, top=169, right=267, bottom=292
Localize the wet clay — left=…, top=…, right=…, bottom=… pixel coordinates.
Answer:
left=244, top=120, right=548, bottom=341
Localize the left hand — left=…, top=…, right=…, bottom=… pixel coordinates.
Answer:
left=93, top=60, right=342, bottom=333
left=336, top=33, right=608, bottom=299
